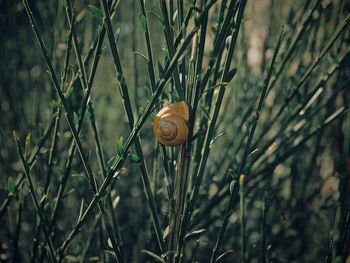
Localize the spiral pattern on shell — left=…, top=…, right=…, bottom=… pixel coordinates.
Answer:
left=158, top=119, right=178, bottom=141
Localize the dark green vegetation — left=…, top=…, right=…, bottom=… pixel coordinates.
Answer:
left=0, top=0, right=349, bottom=262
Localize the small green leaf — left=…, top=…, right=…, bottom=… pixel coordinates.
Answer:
left=217, top=250, right=235, bottom=262
left=88, top=5, right=104, bottom=20
left=117, top=145, right=124, bottom=157
left=73, top=112, right=79, bottom=126
left=86, top=150, right=91, bottom=162
left=139, top=15, right=147, bottom=31
left=117, top=74, right=125, bottom=85
left=157, top=61, right=164, bottom=77
left=40, top=148, right=49, bottom=155
left=78, top=199, right=84, bottom=220
left=39, top=194, right=48, bottom=205
left=71, top=173, right=88, bottom=181
left=114, top=28, right=120, bottom=43
left=78, top=242, right=87, bottom=253
left=172, top=94, right=180, bottom=102
left=104, top=250, right=116, bottom=257
left=107, top=156, right=117, bottom=168
left=129, top=154, right=140, bottom=163
left=141, top=250, right=165, bottom=263
left=163, top=225, right=170, bottom=239
left=210, top=131, right=226, bottom=148
left=161, top=251, right=172, bottom=258
left=133, top=51, right=149, bottom=62
left=202, top=83, right=227, bottom=95
left=329, top=52, right=340, bottom=65
left=38, top=122, right=44, bottom=137
left=7, top=177, right=15, bottom=193
left=112, top=196, right=120, bottom=208
left=25, top=133, right=31, bottom=146
left=116, top=138, right=124, bottom=157
left=230, top=180, right=238, bottom=194
left=97, top=24, right=103, bottom=34
left=84, top=110, right=91, bottom=121
left=200, top=104, right=211, bottom=121
left=184, top=228, right=206, bottom=240
left=65, top=86, right=74, bottom=99
left=149, top=112, right=155, bottom=121
left=145, top=85, right=152, bottom=100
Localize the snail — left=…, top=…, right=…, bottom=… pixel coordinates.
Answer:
left=153, top=101, right=189, bottom=147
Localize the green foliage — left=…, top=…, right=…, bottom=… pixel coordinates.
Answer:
left=139, top=15, right=148, bottom=32
left=7, top=177, right=15, bottom=194
left=88, top=5, right=104, bottom=22
left=0, top=0, right=349, bottom=262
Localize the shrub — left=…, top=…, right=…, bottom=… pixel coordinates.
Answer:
left=0, top=0, right=349, bottom=262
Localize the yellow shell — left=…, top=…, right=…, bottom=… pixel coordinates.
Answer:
left=153, top=101, right=189, bottom=147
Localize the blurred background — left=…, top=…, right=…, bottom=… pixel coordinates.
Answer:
left=0, top=0, right=349, bottom=262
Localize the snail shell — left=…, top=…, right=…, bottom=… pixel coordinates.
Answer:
left=153, top=101, right=189, bottom=147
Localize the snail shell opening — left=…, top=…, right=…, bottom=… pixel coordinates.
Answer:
left=158, top=119, right=178, bottom=141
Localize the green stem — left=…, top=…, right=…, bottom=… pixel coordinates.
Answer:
left=182, top=0, right=246, bottom=254
left=261, top=192, right=268, bottom=263
left=100, top=0, right=165, bottom=253
left=88, top=102, right=125, bottom=261
left=159, top=0, right=184, bottom=100
left=13, top=132, right=57, bottom=263
left=24, top=1, right=123, bottom=261
left=240, top=175, right=246, bottom=263
left=58, top=19, right=198, bottom=256
left=0, top=114, right=56, bottom=219
left=210, top=26, right=283, bottom=262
